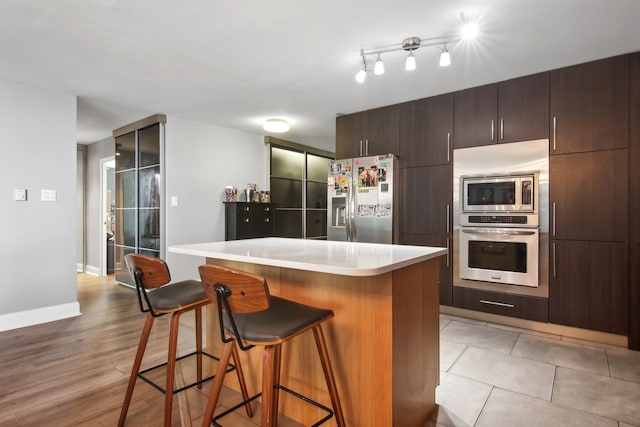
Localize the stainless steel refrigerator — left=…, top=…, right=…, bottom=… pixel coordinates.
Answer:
left=327, top=154, right=397, bottom=243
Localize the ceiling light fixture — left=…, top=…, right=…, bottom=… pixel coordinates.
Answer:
left=355, top=55, right=368, bottom=83
left=374, top=54, right=385, bottom=75
left=263, top=118, right=289, bottom=133
left=354, top=14, right=477, bottom=82
left=439, top=45, right=451, bottom=67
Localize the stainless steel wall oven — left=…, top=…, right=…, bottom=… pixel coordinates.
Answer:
left=453, top=140, right=549, bottom=297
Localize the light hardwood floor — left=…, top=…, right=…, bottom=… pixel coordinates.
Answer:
left=0, top=273, right=273, bottom=427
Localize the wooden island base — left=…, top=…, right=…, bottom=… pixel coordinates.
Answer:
left=203, top=257, right=440, bottom=427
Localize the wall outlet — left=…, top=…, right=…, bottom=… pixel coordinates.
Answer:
left=14, top=188, right=27, bottom=201
left=171, top=196, right=179, bottom=207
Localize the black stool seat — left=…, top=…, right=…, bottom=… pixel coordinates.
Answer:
left=147, top=279, right=206, bottom=311
left=224, top=296, right=334, bottom=343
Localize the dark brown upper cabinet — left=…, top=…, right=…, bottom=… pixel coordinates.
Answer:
left=453, top=83, right=497, bottom=148
left=453, top=73, right=550, bottom=149
left=550, top=55, right=629, bottom=154
left=550, top=149, right=628, bottom=242
left=399, top=93, right=453, bottom=167
left=335, top=105, right=400, bottom=159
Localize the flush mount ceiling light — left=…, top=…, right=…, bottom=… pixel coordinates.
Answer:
left=354, top=14, right=478, bottom=83
left=263, top=118, right=289, bottom=133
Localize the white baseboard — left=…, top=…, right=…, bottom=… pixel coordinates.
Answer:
left=0, top=302, right=81, bottom=332
left=85, top=265, right=101, bottom=276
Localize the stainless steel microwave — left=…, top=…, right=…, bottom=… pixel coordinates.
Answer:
left=461, top=172, right=538, bottom=213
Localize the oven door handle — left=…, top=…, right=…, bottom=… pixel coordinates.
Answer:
left=461, top=229, right=537, bottom=236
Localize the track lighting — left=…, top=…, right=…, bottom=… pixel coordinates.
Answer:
left=439, top=46, right=451, bottom=67
left=374, top=54, right=384, bottom=75
left=354, top=15, right=477, bottom=83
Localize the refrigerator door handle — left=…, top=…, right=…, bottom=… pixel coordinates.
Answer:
left=345, top=183, right=351, bottom=240
left=350, top=179, right=357, bottom=241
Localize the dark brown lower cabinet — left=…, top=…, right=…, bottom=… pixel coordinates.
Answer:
left=453, top=286, right=549, bottom=322
left=400, top=233, right=452, bottom=306
left=549, top=240, right=628, bottom=335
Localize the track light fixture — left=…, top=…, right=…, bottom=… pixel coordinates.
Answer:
left=354, top=16, right=477, bottom=83
left=439, top=45, right=451, bottom=67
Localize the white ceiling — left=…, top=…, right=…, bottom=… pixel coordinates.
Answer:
left=1, top=0, right=639, bottom=152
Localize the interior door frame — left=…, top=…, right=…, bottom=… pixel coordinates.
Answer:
left=100, top=156, right=115, bottom=276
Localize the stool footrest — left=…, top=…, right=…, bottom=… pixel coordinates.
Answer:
left=210, top=384, right=334, bottom=427
left=138, top=351, right=238, bottom=395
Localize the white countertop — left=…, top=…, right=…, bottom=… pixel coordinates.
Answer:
left=169, top=237, right=447, bottom=277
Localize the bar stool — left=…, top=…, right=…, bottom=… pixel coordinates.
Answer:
left=118, top=254, right=252, bottom=427
left=198, top=264, right=345, bottom=427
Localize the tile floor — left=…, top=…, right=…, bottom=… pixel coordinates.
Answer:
left=430, top=314, right=640, bottom=427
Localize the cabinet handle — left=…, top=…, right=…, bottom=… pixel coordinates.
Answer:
left=244, top=206, right=250, bottom=212
left=552, top=202, right=556, bottom=237
left=264, top=206, right=270, bottom=212
left=552, top=116, right=557, bottom=152
left=365, top=139, right=369, bottom=156
left=264, top=218, right=270, bottom=223
left=480, top=299, right=515, bottom=308
left=447, top=132, right=451, bottom=162
left=500, top=119, right=504, bottom=140
left=446, top=204, right=450, bottom=234
left=359, top=140, right=363, bottom=157
left=491, top=120, right=495, bottom=141
left=552, top=242, right=557, bottom=278
left=446, top=237, right=450, bottom=267
left=244, top=218, right=250, bottom=223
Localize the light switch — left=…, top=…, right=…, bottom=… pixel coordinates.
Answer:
left=14, top=189, right=27, bottom=201
left=171, top=196, right=179, bottom=207
left=41, top=189, right=57, bottom=202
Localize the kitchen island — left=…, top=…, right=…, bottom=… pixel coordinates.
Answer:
left=169, top=237, right=446, bottom=427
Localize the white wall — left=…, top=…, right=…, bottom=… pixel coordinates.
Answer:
left=0, top=79, right=78, bottom=330
left=164, top=116, right=268, bottom=281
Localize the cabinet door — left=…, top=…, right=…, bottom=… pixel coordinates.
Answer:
left=400, top=165, right=452, bottom=235
left=550, top=150, right=628, bottom=242
left=549, top=240, right=628, bottom=334
left=453, top=84, right=498, bottom=148
left=363, top=104, right=400, bottom=156
left=550, top=55, right=629, bottom=154
left=400, top=233, right=452, bottom=306
left=629, top=52, right=640, bottom=350
left=498, top=72, right=549, bottom=143
left=335, top=112, right=364, bottom=159
left=399, top=94, right=453, bottom=167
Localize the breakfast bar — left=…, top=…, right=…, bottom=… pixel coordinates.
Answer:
left=169, top=237, right=446, bottom=426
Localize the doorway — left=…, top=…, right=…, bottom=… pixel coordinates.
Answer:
left=101, top=157, right=115, bottom=276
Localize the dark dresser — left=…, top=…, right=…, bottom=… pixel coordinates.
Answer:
left=224, top=202, right=276, bottom=240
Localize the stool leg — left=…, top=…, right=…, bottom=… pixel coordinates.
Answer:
left=313, top=325, right=345, bottom=427
left=200, top=341, right=234, bottom=427
left=272, top=344, right=282, bottom=426
left=118, top=313, right=155, bottom=427
left=230, top=343, right=254, bottom=417
left=165, top=311, right=182, bottom=427
left=195, top=307, right=203, bottom=389
left=261, top=344, right=281, bottom=427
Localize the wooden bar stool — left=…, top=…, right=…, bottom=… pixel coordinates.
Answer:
left=198, top=264, right=345, bottom=427
left=118, top=254, right=252, bottom=427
